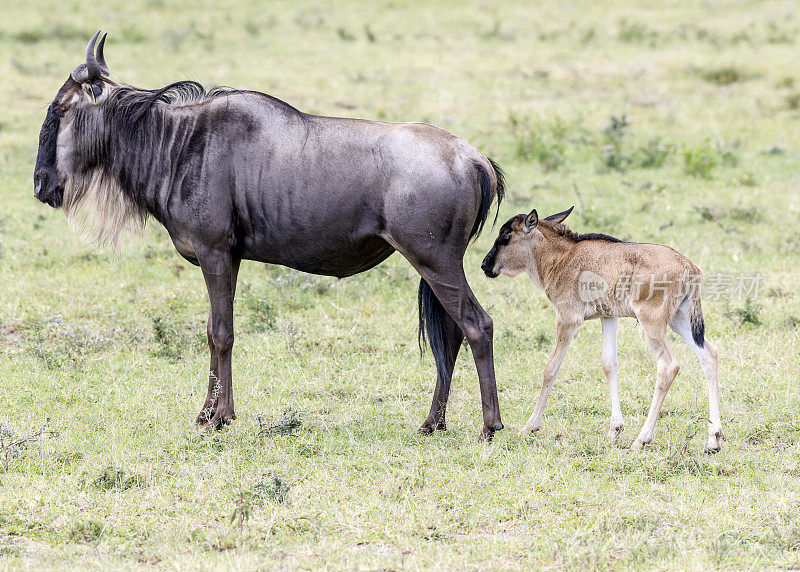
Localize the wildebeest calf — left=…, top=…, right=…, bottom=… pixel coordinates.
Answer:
left=481, top=207, right=722, bottom=452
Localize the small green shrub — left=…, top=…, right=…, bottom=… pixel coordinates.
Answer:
left=701, top=66, right=750, bottom=85
left=617, top=20, right=658, bottom=45
left=69, top=519, right=105, bottom=543
left=726, top=297, right=763, bottom=326
left=151, top=315, right=185, bottom=360
left=241, top=286, right=277, bottom=333
left=601, top=115, right=631, bottom=171
left=337, top=28, right=356, bottom=42
left=150, top=302, right=203, bottom=361
left=602, top=144, right=630, bottom=171
left=509, top=113, right=568, bottom=172
left=733, top=172, right=758, bottom=187
left=683, top=141, right=718, bottom=178
left=1, top=419, right=59, bottom=472
left=633, top=138, right=671, bottom=169
left=258, top=408, right=302, bottom=438
left=533, top=331, right=550, bottom=350
left=230, top=476, right=291, bottom=530
left=252, top=475, right=291, bottom=504
left=93, top=466, right=145, bottom=490
left=693, top=205, right=762, bottom=223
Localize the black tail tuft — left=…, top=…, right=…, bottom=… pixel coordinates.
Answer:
left=418, top=278, right=452, bottom=393
left=689, top=296, right=705, bottom=347
left=469, top=157, right=505, bottom=242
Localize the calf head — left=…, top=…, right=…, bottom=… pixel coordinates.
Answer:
left=481, top=206, right=574, bottom=278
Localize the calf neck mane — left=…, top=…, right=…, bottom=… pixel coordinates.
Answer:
left=541, top=219, right=623, bottom=244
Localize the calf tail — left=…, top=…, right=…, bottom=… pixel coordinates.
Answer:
left=418, top=278, right=452, bottom=394
left=689, top=295, right=705, bottom=348
left=469, top=157, right=505, bottom=242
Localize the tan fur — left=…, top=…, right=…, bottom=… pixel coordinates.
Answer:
left=488, top=212, right=722, bottom=452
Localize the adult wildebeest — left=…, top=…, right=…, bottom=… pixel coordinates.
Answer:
left=481, top=207, right=722, bottom=452
left=33, top=31, right=506, bottom=440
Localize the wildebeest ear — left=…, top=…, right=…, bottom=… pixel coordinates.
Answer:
left=524, top=209, right=539, bottom=233
left=82, top=82, right=96, bottom=103
left=545, top=206, right=574, bottom=224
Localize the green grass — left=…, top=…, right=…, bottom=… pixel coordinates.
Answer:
left=2, top=0, right=800, bottom=569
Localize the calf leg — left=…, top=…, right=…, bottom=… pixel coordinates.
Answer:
left=523, top=318, right=580, bottom=434
left=196, top=250, right=239, bottom=429
left=670, top=312, right=722, bottom=452
left=631, top=323, right=680, bottom=450
left=601, top=317, right=624, bottom=440
left=419, top=312, right=464, bottom=434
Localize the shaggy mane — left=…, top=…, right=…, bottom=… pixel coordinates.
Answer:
left=111, top=80, right=301, bottom=124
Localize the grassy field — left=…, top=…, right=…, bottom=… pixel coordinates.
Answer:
left=1, top=0, right=800, bottom=569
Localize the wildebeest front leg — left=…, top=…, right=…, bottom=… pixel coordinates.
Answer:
left=196, top=259, right=241, bottom=425
left=195, top=309, right=220, bottom=424
left=419, top=314, right=464, bottom=435
left=196, top=251, right=239, bottom=429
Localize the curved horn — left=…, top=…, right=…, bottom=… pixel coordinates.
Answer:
left=84, top=30, right=103, bottom=80
left=96, top=32, right=110, bottom=75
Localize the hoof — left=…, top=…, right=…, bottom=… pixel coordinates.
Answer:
left=630, top=438, right=649, bottom=452
left=418, top=417, right=446, bottom=436
left=607, top=424, right=624, bottom=442
left=520, top=424, right=540, bottom=436
left=195, top=407, right=215, bottom=426
left=478, top=425, right=497, bottom=443
left=522, top=419, right=541, bottom=434
left=707, top=430, right=723, bottom=454
left=205, top=410, right=236, bottom=430
left=418, top=424, right=435, bottom=436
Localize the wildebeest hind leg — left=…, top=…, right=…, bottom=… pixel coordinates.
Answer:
left=419, top=312, right=464, bottom=435
left=418, top=266, right=503, bottom=442
left=196, top=252, right=239, bottom=429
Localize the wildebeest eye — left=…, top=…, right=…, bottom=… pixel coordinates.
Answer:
left=498, top=235, right=510, bottom=246
left=91, top=81, right=103, bottom=99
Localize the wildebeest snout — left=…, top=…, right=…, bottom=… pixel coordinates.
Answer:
left=33, top=169, right=63, bottom=208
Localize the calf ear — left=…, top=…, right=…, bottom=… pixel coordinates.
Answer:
left=524, top=209, right=539, bottom=233
left=545, top=206, right=574, bottom=224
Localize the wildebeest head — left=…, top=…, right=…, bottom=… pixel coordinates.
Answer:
left=481, top=206, right=574, bottom=278
left=33, top=30, right=114, bottom=209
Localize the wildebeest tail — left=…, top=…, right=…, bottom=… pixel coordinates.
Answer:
left=418, top=278, right=453, bottom=393
left=469, top=157, right=505, bottom=242
left=689, top=295, right=705, bottom=348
